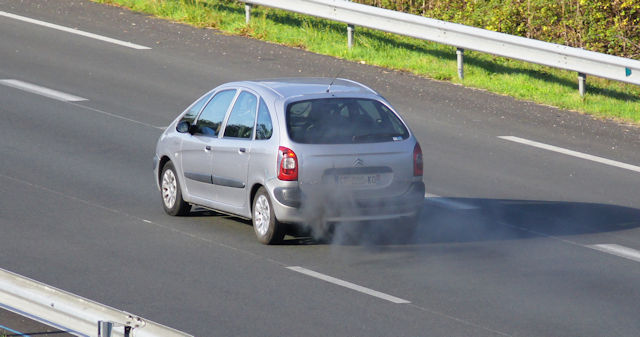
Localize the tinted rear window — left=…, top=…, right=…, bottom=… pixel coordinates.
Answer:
left=286, top=98, right=409, bottom=144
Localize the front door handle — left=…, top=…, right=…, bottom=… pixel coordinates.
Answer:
left=205, top=145, right=212, bottom=152
left=239, top=148, right=246, bottom=153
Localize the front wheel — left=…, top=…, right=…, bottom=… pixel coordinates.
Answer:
left=252, top=187, right=284, bottom=245
left=160, top=162, right=191, bottom=216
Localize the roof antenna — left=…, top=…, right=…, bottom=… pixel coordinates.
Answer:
left=326, top=69, right=343, bottom=93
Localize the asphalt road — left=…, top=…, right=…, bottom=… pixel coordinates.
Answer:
left=1, top=1, right=640, bottom=336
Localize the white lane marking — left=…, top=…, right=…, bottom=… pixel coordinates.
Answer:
left=1, top=79, right=165, bottom=129
left=425, top=193, right=478, bottom=210
left=0, top=11, right=151, bottom=50
left=499, top=136, right=640, bottom=173
left=287, top=266, right=410, bottom=304
left=67, top=102, right=165, bottom=130
left=503, top=222, right=640, bottom=265
left=0, top=79, right=87, bottom=102
left=588, top=244, right=640, bottom=263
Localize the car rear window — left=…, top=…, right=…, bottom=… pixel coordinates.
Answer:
left=286, top=98, right=409, bottom=144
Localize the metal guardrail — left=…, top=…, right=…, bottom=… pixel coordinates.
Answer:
left=0, top=268, right=193, bottom=337
left=243, top=0, right=640, bottom=96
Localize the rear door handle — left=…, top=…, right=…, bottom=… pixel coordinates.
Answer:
left=239, top=148, right=246, bottom=153
left=205, top=146, right=212, bottom=152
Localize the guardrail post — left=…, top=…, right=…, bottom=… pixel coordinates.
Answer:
left=347, top=24, right=354, bottom=49
left=98, top=321, right=135, bottom=337
left=456, top=48, right=464, bottom=79
left=578, top=72, right=587, bottom=96
left=98, top=321, right=113, bottom=337
left=245, top=4, right=252, bottom=24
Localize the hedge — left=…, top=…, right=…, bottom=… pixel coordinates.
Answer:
left=353, top=0, right=640, bottom=59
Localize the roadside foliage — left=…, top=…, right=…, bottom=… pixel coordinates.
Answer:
left=354, top=0, right=640, bottom=59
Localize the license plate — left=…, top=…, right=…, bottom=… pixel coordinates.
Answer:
left=336, top=174, right=379, bottom=185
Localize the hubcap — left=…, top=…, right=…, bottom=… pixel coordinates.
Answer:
left=254, top=195, right=271, bottom=236
left=161, top=169, right=177, bottom=209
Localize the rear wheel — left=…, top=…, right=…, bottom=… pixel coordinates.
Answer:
left=160, top=162, right=191, bottom=216
left=253, top=187, right=284, bottom=245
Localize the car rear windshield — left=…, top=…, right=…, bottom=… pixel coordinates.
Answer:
left=286, top=98, right=409, bottom=144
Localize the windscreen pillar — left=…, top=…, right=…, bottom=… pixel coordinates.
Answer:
left=456, top=48, right=464, bottom=79
left=347, top=24, right=355, bottom=49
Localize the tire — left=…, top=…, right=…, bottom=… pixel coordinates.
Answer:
left=160, top=161, right=191, bottom=216
left=252, top=187, right=284, bottom=245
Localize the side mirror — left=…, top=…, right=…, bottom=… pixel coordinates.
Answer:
left=176, top=120, right=191, bottom=133
left=189, top=124, right=200, bottom=135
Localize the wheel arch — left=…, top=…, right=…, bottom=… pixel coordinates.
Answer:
left=158, top=155, right=172, bottom=183
left=249, top=183, right=264, bottom=214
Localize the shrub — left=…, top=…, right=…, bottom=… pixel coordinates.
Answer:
left=353, top=0, right=640, bottom=59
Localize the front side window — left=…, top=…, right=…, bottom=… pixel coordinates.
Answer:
left=286, top=98, right=409, bottom=144
left=181, top=91, right=213, bottom=124
left=196, top=89, right=237, bottom=137
left=223, top=91, right=257, bottom=139
left=255, top=99, right=273, bottom=140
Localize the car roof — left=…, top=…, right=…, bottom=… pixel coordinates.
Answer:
left=227, top=77, right=379, bottom=99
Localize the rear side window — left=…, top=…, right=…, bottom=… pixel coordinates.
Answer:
left=223, top=91, right=257, bottom=139
left=196, top=89, right=237, bottom=137
left=181, top=91, right=213, bottom=124
left=255, top=99, right=273, bottom=140
left=286, top=98, right=409, bottom=144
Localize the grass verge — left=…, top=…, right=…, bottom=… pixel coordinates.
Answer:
left=92, top=0, right=640, bottom=123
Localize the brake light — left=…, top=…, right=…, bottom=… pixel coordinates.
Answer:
left=413, top=143, right=423, bottom=177
left=278, top=146, right=298, bottom=181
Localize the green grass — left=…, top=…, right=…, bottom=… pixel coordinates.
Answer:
left=93, top=0, right=640, bottom=123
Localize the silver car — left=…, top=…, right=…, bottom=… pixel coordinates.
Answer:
left=153, top=78, right=425, bottom=244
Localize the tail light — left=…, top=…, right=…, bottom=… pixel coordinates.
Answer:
left=278, top=146, right=298, bottom=181
left=413, top=142, right=423, bottom=177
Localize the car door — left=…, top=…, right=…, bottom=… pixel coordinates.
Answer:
left=181, top=89, right=237, bottom=202
left=210, top=90, right=258, bottom=209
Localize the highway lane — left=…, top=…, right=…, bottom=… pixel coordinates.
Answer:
left=0, top=90, right=504, bottom=336
left=1, top=1, right=640, bottom=336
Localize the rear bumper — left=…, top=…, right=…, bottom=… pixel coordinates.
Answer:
left=271, top=181, right=425, bottom=223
